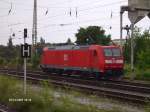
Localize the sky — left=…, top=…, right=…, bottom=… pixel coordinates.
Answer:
left=0, top=0, right=150, bottom=45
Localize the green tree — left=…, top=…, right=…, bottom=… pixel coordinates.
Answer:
left=137, top=49, right=150, bottom=69
left=0, top=43, right=21, bottom=66
left=0, top=57, right=5, bottom=66
left=7, top=37, right=13, bottom=48
left=31, top=54, right=40, bottom=69
left=40, top=37, right=45, bottom=45
left=75, top=26, right=111, bottom=45
left=124, top=28, right=150, bottom=69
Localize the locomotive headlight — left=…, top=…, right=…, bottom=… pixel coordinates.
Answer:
left=116, top=60, right=123, bottom=64
left=105, top=60, right=112, bottom=64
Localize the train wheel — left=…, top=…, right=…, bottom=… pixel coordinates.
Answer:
left=95, top=72, right=101, bottom=80
left=79, top=71, right=87, bottom=79
left=41, top=68, right=48, bottom=72
left=115, top=75, right=123, bottom=81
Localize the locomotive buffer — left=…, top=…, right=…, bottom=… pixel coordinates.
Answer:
left=21, top=28, right=31, bottom=95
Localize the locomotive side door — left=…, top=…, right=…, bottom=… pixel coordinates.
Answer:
left=92, top=50, right=99, bottom=71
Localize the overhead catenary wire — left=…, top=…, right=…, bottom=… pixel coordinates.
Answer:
left=0, top=15, right=9, bottom=18
left=0, top=0, right=128, bottom=44
left=8, top=23, right=24, bottom=27
left=0, top=0, right=11, bottom=4
left=38, top=14, right=120, bottom=29
left=38, top=1, right=126, bottom=22
left=0, top=0, right=127, bottom=21
left=38, top=23, right=120, bottom=37
left=0, top=0, right=74, bottom=9
left=78, top=0, right=126, bottom=12
left=0, top=11, right=120, bottom=29
left=0, top=11, right=121, bottom=29
left=37, top=8, right=121, bottom=25
left=8, top=2, right=12, bottom=15
left=0, top=0, right=127, bottom=13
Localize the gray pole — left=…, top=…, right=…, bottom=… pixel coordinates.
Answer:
left=120, top=11, right=123, bottom=46
left=32, top=0, right=34, bottom=46
left=24, top=37, right=27, bottom=95
left=131, top=23, right=134, bottom=72
left=35, top=0, right=37, bottom=46
left=32, top=0, right=37, bottom=46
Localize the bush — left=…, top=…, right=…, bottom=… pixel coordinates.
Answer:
left=135, top=69, right=150, bottom=81
left=0, top=76, right=20, bottom=104
left=137, top=49, right=150, bottom=69
left=0, top=57, right=6, bottom=66
left=31, top=54, right=40, bottom=69
left=124, top=64, right=150, bottom=81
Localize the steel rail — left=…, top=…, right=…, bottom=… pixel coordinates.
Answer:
left=4, top=70, right=150, bottom=94
left=0, top=104, right=14, bottom=112
left=0, top=69, right=150, bottom=105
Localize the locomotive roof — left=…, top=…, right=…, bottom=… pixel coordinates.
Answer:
left=43, top=45, right=120, bottom=51
left=46, top=45, right=90, bottom=50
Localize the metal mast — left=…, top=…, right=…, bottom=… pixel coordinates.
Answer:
left=32, top=0, right=37, bottom=47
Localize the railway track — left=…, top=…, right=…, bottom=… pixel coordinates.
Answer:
left=0, top=68, right=150, bottom=105
left=0, top=104, right=15, bottom=112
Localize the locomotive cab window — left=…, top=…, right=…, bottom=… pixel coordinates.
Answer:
left=112, top=48, right=121, bottom=57
left=104, top=48, right=121, bottom=57
left=104, top=48, right=112, bottom=56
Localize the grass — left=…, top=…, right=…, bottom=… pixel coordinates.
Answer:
left=135, top=69, right=150, bottom=81
left=0, top=75, right=129, bottom=112
left=124, top=64, right=150, bottom=82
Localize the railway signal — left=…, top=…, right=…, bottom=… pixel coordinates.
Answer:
left=24, top=28, right=27, bottom=38
left=22, top=28, right=31, bottom=95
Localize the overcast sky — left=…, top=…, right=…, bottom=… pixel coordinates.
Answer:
left=0, top=0, right=150, bottom=45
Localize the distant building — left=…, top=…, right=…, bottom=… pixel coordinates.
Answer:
left=112, top=39, right=126, bottom=46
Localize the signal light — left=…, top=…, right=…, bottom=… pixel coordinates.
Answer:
left=24, top=28, right=27, bottom=38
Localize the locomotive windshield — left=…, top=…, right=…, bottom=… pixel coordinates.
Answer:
left=104, top=48, right=121, bottom=57
left=112, top=48, right=121, bottom=56
left=104, top=49, right=112, bottom=56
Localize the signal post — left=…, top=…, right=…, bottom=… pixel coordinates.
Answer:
left=21, top=28, right=31, bottom=95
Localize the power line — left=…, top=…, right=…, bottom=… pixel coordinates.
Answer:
left=0, top=6, right=122, bottom=29
left=0, top=15, right=9, bottom=18
left=37, top=0, right=73, bottom=9
left=0, top=0, right=11, bottom=4
left=0, top=0, right=126, bottom=20
left=38, top=24, right=120, bottom=36
left=38, top=1, right=125, bottom=22
left=38, top=15, right=120, bottom=29
left=0, top=0, right=73, bottom=9
left=0, top=7, right=9, bottom=9
left=0, top=0, right=126, bottom=11
left=79, top=0, right=126, bottom=12
left=8, top=23, right=24, bottom=27
left=37, top=9, right=120, bottom=25
left=78, top=10, right=120, bottom=17
left=0, top=0, right=127, bottom=36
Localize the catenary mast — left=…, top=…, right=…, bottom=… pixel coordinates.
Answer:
left=32, top=0, right=37, bottom=47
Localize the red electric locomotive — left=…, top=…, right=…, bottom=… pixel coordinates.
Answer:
left=40, top=45, right=124, bottom=79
